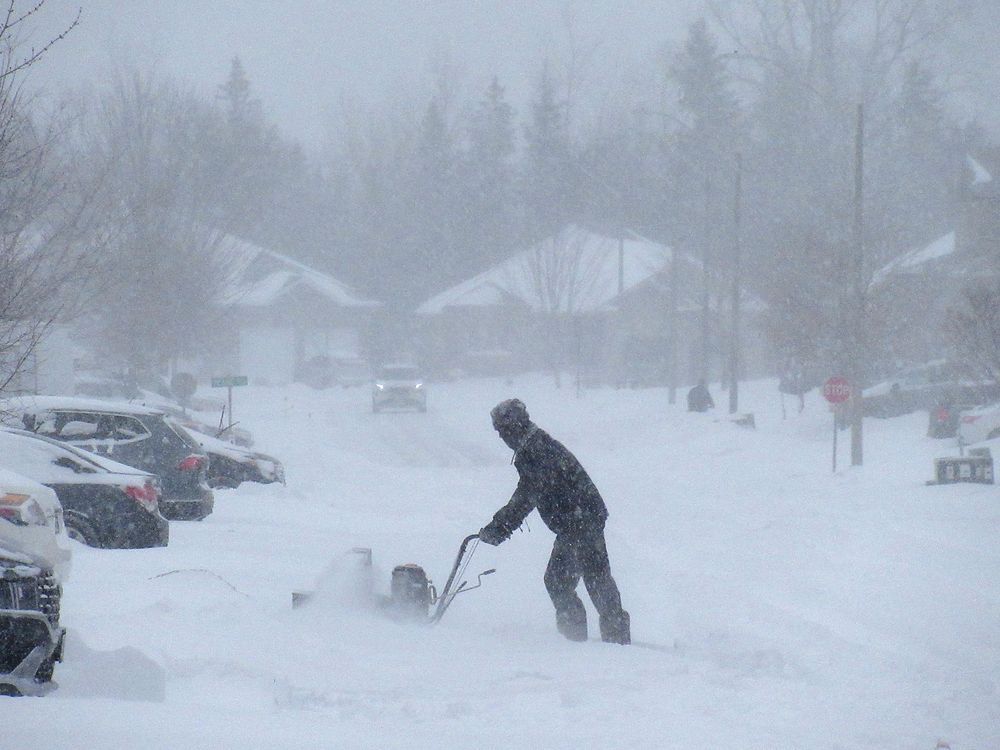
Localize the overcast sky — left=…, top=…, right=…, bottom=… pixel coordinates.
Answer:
left=22, top=1, right=1000, bottom=151
left=27, top=1, right=699, bottom=148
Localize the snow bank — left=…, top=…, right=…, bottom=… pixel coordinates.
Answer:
left=4, top=377, right=997, bottom=749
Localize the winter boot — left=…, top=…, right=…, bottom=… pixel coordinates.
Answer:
left=599, top=610, right=631, bottom=645
left=556, top=609, right=588, bottom=642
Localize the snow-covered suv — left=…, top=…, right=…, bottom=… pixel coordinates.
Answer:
left=372, top=364, right=427, bottom=413
left=3, top=396, right=214, bottom=521
left=0, top=469, right=70, bottom=697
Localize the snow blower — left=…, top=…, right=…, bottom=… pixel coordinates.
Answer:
left=293, top=534, right=495, bottom=625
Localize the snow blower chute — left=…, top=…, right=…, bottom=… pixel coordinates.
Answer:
left=293, top=534, right=494, bottom=625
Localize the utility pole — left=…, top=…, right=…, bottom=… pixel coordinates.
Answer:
left=850, top=104, right=865, bottom=466
left=701, top=175, right=712, bottom=382
left=728, top=152, right=742, bottom=415
left=668, top=246, right=679, bottom=404
left=618, top=230, right=625, bottom=296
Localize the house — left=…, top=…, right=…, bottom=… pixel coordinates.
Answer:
left=416, top=225, right=769, bottom=385
left=1, top=324, right=75, bottom=396
left=206, top=236, right=383, bottom=386
left=869, top=154, right=1000, bottom=367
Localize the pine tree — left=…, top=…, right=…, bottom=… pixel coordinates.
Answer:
left=523, top=62, right=577, bottom=240
left=218, top=57, right=261, bottom=130
left=465, top=77, right=517, bottom=268
left=404, top=96, right=459, bottom=300
left=891, top=61, right=959, bottom=245
left=673, top=19, right=740, bottom=164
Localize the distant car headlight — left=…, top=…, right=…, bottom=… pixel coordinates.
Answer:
left=375, top=383, right=385, bottom=390
left=415, top=383, right=423, bottom=389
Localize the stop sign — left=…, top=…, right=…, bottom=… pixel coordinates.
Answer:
left=823, top=376, right=851, bottom=404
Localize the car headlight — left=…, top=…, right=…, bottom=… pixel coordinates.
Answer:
left=0, top=493, right=49, bottom=527
left=375, top=383, right=385, bottom=390
left=415, top=383, right=423, bottom=389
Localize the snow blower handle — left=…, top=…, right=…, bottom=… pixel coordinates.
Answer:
left=429, top=533, right=481, bottom=624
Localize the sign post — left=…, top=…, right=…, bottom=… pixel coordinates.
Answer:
left=823, top=376, right=851, bottom=472
left=211, top=375, right=248, bottom=431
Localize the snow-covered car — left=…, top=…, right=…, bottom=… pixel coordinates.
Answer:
left=174, top=423, right=284, bottom=489
left=862, top=360, right=1000, bottom=418
left=129, top=394, right=255, bottom=448
left=0, top=429, right=169, bottom=548
left=2, top=396, right=213, bottom=521
left=0, top=469, right=69, bottom=697
left=957, top=402, right=1000, bottom=445
left=372, top=364, right=427, bottom=413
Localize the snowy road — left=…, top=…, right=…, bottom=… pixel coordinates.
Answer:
left=4, top=377, right=999, bottom=749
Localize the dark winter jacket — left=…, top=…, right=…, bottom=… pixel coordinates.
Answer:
left=487, top=425, right=609, bottom=537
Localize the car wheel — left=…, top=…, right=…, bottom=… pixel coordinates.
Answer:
left=34, top=655, right=56, bottom=683
left=65, top=515, right=99, bottom=547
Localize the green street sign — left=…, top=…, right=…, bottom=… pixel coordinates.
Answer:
left=211, top=375, right=248, bottom=388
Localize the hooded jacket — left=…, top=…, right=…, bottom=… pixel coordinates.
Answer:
left=488, top=424, right=609, bottom=536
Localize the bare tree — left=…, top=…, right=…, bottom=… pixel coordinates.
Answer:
left=946, top=284, right=1000, bottom=384
left=511, top=226, right=618, bottom=386
left=0, top=1, right=92, bottom=395
left=82, top=67, right=231, bottom=375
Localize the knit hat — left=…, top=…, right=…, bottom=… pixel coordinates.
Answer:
left=490, top=398, right=530, bottom=429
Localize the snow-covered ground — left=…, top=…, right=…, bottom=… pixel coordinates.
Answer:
left=5, top=377, right=998, bottom=749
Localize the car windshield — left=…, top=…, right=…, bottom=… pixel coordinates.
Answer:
left=379, top=367, right=420, bottom=380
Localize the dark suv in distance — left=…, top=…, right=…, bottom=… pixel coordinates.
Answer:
left=2, top=397, right=213, bottom=521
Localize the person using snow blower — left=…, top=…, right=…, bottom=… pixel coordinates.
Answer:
left=478, top=399, right=631, bottom=645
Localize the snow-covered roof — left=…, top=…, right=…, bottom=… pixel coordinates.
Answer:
left=217, top=235, right=381, bottom=309
left=870, top=231, right=957, bottom=287
left=417, top=225, right=675, bottom=315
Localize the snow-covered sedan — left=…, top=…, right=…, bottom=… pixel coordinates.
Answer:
left=372, top=364, right=427, bottom=413
left=862, top=360, right=1000, bottom=418
left=0, top=469, right=70, bottom=696
left=957, top=402, right=1000, bottom=445
left=175, top=423, right=284, bottom=489
left=0, top=429, right=169, bottom=548
left=2, top=396, right=213, bottom=521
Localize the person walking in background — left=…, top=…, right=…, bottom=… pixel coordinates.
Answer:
left=687, top=379, right=715, bottom=412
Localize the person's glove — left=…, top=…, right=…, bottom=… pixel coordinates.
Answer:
left=478, top=522, right=508, bottom=546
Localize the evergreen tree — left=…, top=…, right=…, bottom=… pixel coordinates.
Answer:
left=891, top=61, right=960, bottom=245
left=672, top=18, right=740, bottom=172
left=669, top=17, right=742, bottom=242
left=218, top=56, right=261, bottom=130
left=464, top=77, right=517, bottom=268
left=408, top=96, right=458, bottom=297
left=523, top=62, right=578, bottom=240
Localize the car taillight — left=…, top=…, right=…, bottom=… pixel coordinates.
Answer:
left=933, top=407, right=950, bottom=421
left=961, top=415, right=980, bottom=424
left=177, top=455, right=204, bottom=472
left=125, top=482, right=159, bottom=513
